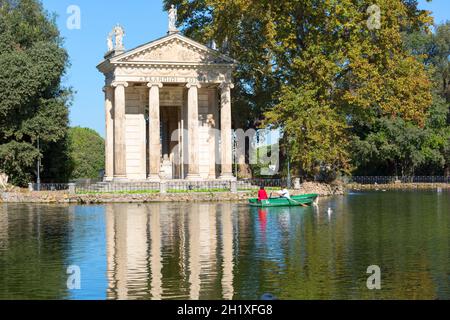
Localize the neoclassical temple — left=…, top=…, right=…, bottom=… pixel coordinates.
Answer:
left=97, top=10, right=236, bottom=181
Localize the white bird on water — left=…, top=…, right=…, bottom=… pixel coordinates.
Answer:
left=313, top=196, right=319, bottom=207
left=327, top=207, right=333, bottom=215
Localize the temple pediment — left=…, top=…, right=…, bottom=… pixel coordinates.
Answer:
left=109, top=33, right=236, bottom=66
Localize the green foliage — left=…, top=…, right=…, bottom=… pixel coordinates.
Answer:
left=404, top=22, right=450, bottom=104
left=0, top=0, right=70, bottom=186
left=169, top=0, right=443, bottom=179
left=170, top=0, right=450, bottom=180
left=265, top=0, right=433, bottom=178
left=353, top=21, right=450, bottom=177
left=352, top=93, right=450, bottom=176
left=0, top=141, right=40, bottom=185
left=41, top=133, right=72, bottom=183
left=68, top=127, right=105, bottom=180
left=352, top=119, right=426, bottom=176
left=265, top=86, right=351, bottom=179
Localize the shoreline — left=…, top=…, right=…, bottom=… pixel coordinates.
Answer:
left=0, top=191, right=252, bottom=204
left=0, top=183, right=344, bottom=204
left=347, top=183, right=450, bottom=191
left=1, top=182, right=448, bottom=204
left=0, top=190, right=336, bottom=204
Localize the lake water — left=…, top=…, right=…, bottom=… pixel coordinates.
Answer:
left=0, top=191, right=448, bottom=300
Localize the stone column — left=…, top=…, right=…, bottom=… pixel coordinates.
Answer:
left=150, top=204, right=162, bottom=300
left=115, top=204, right=129, bottom=299
left=104, top=86, right=114, bottom=181
left=221, top=203, right=234, bottom=299
left=148, top=83, right=163, bottom=181
left=105, top=205, right=115, bottom=299
left=188, top=204, right=200, bottom=299
left=186, top=83, right=201, bottom=180
left=112, top=81, right=128, bottom=180
left=219, top=83, right=235, bottom=180
left=207, top=90, right=218, bottom=179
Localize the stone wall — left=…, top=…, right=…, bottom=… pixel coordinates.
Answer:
left=0, top=182, right=346, bottom=204
left=294, top=182, right=345, bottom=196
left=3, top=182, right=448, bottom=204
left=0, top=191, right=253, bottom=204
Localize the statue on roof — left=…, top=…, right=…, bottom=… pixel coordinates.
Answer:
left=113, top=24, right=125, bottom=51
left=107, top=32, right=114, bottom=52
left=168, top=4, right=178, bottom=33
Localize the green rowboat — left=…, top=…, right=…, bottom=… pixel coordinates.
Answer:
left=248, top=194, right=319, bottom=208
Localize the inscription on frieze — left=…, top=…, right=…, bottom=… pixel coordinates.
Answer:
left=139, top=76, right=198, bottom=84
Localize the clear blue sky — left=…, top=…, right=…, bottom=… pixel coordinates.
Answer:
left=42, top=0, right=169, bottom=137
left=41, top=0, right=450, bottom=137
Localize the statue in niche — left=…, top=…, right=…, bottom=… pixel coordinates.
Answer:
left=206, top=114, right=215, bottom=128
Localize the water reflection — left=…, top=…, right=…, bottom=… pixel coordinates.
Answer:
left=0, top=204, right=71, bottom=300
left=103, top=203, right=236, bottom=300
left=0, top=191, right=449, bottom=300
left=0, top=208, right=7, bottom=250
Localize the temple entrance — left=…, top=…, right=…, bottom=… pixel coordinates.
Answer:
left=160, top=106, right=183, bottom=179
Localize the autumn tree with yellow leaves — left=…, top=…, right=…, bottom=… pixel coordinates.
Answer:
left=166, top=0, right=446, bottom=179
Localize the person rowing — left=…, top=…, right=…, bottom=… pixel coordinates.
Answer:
left=258, top=186, right=269, bottom=202
left=277, top=186, right=308, bottom=207
left=277, top=186, right=291, bottom=200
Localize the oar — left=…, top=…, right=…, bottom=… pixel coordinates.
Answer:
left=287, top=197, right=308, bottom=207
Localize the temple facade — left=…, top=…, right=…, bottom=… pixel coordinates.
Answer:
left=97, top=20, right=237, bottom=181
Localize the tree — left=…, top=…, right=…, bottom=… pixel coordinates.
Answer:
left=0, top=0, right=71, bottom=186
left=68, top=127, right=104, bottom=180
left=264, top=0, right=433, bottom=178
left=352, top=118, right=427, bottom=176
left=265, top=85, right=351, bottom=180
left=353, top=20, right=450, bottom=177
left=168, top=0, right=435, bottom=179
left=404, top=20, right=450, bottom=128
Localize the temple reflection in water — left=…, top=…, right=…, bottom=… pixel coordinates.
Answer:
left=105, top=203, right=236, bottom=300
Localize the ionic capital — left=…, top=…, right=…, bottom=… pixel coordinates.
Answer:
left=186, top=83, right=202, bottom=89
left=147, top=82, right=163, bottom=89
left=111, top=81, right=129, bottom=88
left=219, top=82, right=234, bottom=91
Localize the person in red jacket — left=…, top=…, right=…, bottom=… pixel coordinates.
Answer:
left=258, top=186, right=269, bottom=202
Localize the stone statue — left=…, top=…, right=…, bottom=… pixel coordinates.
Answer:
left=206, top=114, right=215, bottom=128
left=107, top=32, right=113, bottom=52
left=168, top=4, right=178, bottom=33
left=113, top=24, right=125, bottom=51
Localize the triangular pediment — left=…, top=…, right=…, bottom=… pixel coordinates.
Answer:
left=111, top=33, right=236, bottom=65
